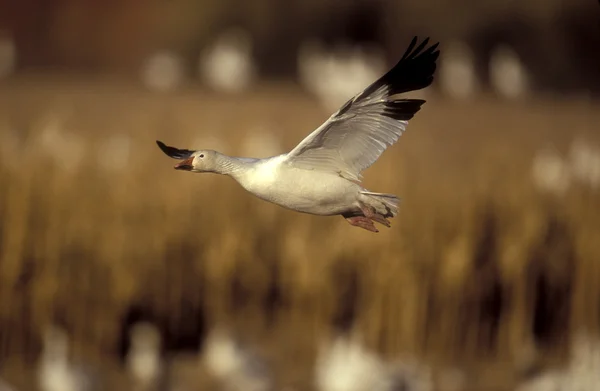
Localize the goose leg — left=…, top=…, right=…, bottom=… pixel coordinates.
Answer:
left=359, top=203, right=391, bottom=227
left=369, top=213, right=391, bottom=227
left=345, top=216, right=379, bottom=233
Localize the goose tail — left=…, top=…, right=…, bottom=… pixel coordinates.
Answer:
left=359, top=191, right=401, bottom=218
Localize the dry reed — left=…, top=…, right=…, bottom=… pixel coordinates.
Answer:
left=0, top=78, right=599, bottom=390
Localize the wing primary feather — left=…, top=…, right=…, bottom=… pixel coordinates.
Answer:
left=283, top=36, right=440, bottom=181
left=382, top=99, right=426, bottom=121
left=356, top=37, right=439, bottom=102
left=406, top=38, right=430, bottom=61
left=156, top=140, right=195, bottom=159
left=401, top=36, right=419, bottom=61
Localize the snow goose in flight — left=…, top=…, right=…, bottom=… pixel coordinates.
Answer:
left=157, top=37, right=439, bottom=232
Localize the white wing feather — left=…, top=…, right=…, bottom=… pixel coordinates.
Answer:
left=284, top=37, right=440, bottom=182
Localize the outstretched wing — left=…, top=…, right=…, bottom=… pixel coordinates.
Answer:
left=284, top=37, right=440, bottom=181
left=156, top=140, right=195, bottom=159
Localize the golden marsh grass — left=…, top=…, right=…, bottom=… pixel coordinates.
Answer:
left=0, top=77, right=599, bottom=390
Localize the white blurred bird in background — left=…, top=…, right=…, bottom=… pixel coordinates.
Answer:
left=202, top=327, right=273, bottom=391
left=438, top=40, right=479, bottom=99
left=125, top=322, right=164, bottom=391
left=531, top=146, right=571, bottom=196
left=198, top=28, right=256, bottom=94
left=568, top=137, right=600, bottom=190
left=35, top=114, right=86, bottom=174
left=315, top=333, right=433, bottom=391
left=297, top=40, right=385, bottom=112
left=516, top=332, right=600, bottom=391
left=531, top=137, right=600, bottom=196
left=489, top=44, right=530, bottom=100
left=37, top=325, right=99, bottom=391
left=0, top=33, right=16, bottom=80
left=141, top=50, right=186, bottom=92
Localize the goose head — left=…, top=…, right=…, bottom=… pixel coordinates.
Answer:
left=156, top=140, right=223, bottom=173
left=173, top=150, right=221, bottom=173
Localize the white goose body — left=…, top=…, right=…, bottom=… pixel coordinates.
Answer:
left=157, top=37, right=440, bottom=232
left=233, top=155, right=360, bottom=216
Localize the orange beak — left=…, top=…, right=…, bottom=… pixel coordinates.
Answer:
left=174, top=156, right=194, bottom=170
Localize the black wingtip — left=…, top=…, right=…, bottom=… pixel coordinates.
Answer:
left=156, top=140, right=172, bottom=157
left=388, top=36, right=440, bottom=94
left=356, top=36, right=440, bottom=101
left=401, top=36, right=439, bottom=61
left=382, top=99, right=426, bottom=121
left=156, top=140, right=195, bottom=160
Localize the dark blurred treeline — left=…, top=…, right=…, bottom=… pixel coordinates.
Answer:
left=0, top=0, right=599, bottom=92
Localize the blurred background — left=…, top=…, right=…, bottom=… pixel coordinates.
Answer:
left=0, top=0, right=599, bottom=390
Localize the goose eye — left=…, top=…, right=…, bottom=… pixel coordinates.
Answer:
left=199, top=154, right=204, bottom=158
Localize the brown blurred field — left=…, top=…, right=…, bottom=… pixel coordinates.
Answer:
left=0, top=77, right=599, bottom=390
